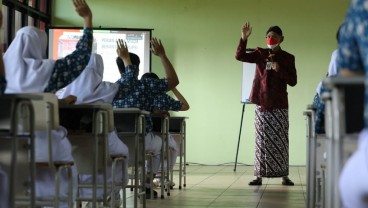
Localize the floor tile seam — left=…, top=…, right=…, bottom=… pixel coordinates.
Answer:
left=206, top=181, right=235, bottom=207
left=254, top=183, right=269, bottom=208
left=206, top=170, right=258, bottom=206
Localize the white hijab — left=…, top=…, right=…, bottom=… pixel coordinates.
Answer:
left=4, top=26, right=55, bottom=93
left=58, top=53, right=119, bottom=104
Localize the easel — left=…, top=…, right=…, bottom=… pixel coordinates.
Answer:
left=235, top=49, right=256, bottom=172
left=234, top=101, right=252, bottom=172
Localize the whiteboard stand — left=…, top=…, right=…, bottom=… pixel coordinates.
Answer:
left=234, top=52, right=256, bottom=172
left=234, top=102, right=246, bottom=172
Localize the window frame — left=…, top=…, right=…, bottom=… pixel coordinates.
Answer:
left=2, top=0, right=52, bottom=49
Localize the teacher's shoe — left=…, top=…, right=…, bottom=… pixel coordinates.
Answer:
left=248, top=177, right=262, bottom=186
left=282, top=177, right=294, bottom=186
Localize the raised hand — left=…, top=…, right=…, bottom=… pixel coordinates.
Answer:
left=116, top=39, right=131, bottom=65
left=150, top=37, right=178, bottom=90
left=241, top=22, right=252, bottom=41
left=72, top=0, right=92, bottom=27
left=151, top=37, right=166, bottom=57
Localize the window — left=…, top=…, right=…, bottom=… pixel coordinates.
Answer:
left=2, top=0, right=52, bottom=50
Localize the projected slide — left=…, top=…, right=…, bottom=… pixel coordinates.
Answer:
left=48, top=28, right=152, bottom=82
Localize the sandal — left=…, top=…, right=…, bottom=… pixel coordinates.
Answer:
left=282, top=178, right=294, bottom=186
left=248, top=178, right=262, bottom=186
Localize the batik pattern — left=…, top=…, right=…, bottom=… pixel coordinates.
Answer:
left=254, top=105, right=289, bottom=177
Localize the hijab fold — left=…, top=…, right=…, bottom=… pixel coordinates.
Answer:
left=58, top=53, right=119, bottom=104
left=4, top=26, right=55, bottom=93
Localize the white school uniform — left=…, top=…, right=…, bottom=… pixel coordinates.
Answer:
left=34, top=127, right=78, bottom=201
left=3, top=26, right=77, bottom=208
left=165, top=134, right=179, bottom=171
left=339, top=128, right=368, bottom=208
left=58, top=53, right=129, bottom=198
left=146, top=132, right=163, bottom=174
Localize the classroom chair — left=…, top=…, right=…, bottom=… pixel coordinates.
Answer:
left=0, top=94, right=40, bottom=207
left=113, top=108, right=149, bottom=208
left=31, top=93, right=74, bottom=208
left=59, top=104, right=126, bottom=208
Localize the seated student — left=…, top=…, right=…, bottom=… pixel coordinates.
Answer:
left=337, top=1, right=368, bottom=207
left=112, top=38, right=179, bottom=198
left=57, top=53, right=129, bottom=202
left=312, top=26, right=340, bottom=134
left=141, top=72, right=190, bottom=187
left=3, top=0, right=93, bottom=206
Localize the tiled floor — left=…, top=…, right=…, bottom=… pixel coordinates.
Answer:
left=124, top=165, right=307, bottom=208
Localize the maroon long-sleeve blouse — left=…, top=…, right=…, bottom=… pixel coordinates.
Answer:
left=235, top=39, right=297, bottom=111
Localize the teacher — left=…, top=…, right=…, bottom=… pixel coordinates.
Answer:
left=235, top=22, right=297, bottom=186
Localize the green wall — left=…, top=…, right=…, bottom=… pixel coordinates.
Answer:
left=53, top=0, right=350, bottom=165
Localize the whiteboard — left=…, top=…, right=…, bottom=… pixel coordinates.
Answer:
left=48, top=27, right=152, bottom=82
left=241, top=62, right=256, bottom=103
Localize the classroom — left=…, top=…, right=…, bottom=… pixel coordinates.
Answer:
left=1, top=0, right=363, bottom=207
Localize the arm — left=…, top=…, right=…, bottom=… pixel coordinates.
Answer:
left=44, top=0, right=93, bottom=93
left=151, top=109, right=171, bottom=118
left=172, top=88, right=190, bottom=111
left=151, top=37, right=179, bottom=90
left=114, top=39, right=137, bottom=99
left=58, top=95, right=77, bottom=105
left=241, top=21, right=252, bottom=42
left=235, top=22, right=253, bottom=61
left=116, top=39, right=132, bottom=67
left=44, top=28, right=93, bottom=92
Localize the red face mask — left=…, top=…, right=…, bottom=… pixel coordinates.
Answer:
left=266, top=37, right=279, bottom=49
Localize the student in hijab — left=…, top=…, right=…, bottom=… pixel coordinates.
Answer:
left=57, top=53, right=129, bottom=203
left=2, top=0, right=93, bottom=206
left=4, top=0, right=93, bottom=94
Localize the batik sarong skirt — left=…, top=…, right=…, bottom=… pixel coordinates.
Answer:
left=254, top=105, right=289, bottom=177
